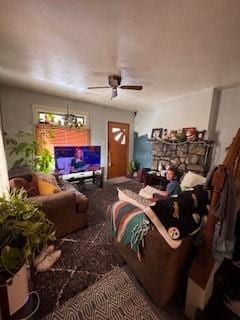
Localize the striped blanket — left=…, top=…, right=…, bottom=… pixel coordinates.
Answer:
left=110, top=200, right=150, bottom=260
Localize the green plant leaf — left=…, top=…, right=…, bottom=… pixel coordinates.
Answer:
left=13, top=158, right=25, bottom=167
left=1, top=246, right=23, bottom=275
left=0, top=189, right=56, bottom=277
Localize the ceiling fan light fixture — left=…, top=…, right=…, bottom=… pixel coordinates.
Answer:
left=111, top=87, right=118, bottom=99
left=64, top=98, right=78, bottom=127
left=87, top=74, right=143, bottom=99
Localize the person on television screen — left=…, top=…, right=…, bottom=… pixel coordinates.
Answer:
left=70, top=148, right=89, bottom=173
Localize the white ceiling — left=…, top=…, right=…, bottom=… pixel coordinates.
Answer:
left=0, top=0, right=240, bottom=111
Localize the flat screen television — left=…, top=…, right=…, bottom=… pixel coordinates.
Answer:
left=54, top=146, right=101, bottom=176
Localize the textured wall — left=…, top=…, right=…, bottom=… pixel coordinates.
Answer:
left=214, top=86, right=240, bottom=164
left=0, top=85, right=134, bottom=173
left=134, top=89, right=213, bottom=137
left=133, top=89, right=214, bottom=169
left=133, top=133, right=152, bottom=169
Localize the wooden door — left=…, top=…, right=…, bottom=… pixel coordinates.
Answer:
left=108, top=121, right=129, bottom=178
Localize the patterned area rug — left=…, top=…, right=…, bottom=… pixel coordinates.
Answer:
left=107, top=176, right=133, bottom=184
left=32, top=180, right=142, bottom=319
left=43, top=267, right=160, bottom=320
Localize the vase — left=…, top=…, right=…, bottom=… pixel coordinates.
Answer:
left=7, top=264, right=29, bottom=315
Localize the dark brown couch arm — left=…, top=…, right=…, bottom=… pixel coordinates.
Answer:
left=75, top=194, right=88, bottom=212
left=114, top=229, right=194, bottom=307
left=29, top=191, right=87, bottom=238
left=30, top=191, right=76, bottom=209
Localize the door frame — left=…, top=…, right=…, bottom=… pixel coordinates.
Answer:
left=107, top=121, right=130, bottom=178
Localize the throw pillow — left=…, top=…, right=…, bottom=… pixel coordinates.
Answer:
left=37, top=179, right=60, bottom=196
left=9, top=177, right=39, bottom=197
left=180, top=171, right=206, bottom=189
left=118, top=188, right=155, bottom=210
left=139, top=185, right=163, bottom=199
left=34, top=172, right=61, bottom=191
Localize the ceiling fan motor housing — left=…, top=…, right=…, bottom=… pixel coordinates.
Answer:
left=108, top=75, right=121, bottom=87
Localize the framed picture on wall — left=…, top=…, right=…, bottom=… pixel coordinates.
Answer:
left=151, top=128, right=163, bottom=140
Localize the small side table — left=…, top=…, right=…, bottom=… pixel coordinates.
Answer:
left=143, top=171, right=167, bottom=189
left=93, top=167, right=104, bottom=188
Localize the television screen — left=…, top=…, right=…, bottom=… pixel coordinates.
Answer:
left=54, top=146, right=101, bottom=175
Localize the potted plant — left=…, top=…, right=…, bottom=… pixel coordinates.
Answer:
left=128, top=160, right=139, bottom=176
left=45, top=113, right=55, bottom=124
left=0, top=188, right=55, bottom=315
left=5, top=131, right=54, bottom=173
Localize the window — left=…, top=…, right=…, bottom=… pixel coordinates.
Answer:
left=33, top=105, right=90, bottom=158
left=38, top=112, right=85, bottom=128
left=32, top=104, right=89, bottom=128
left=112, top=127, right=126, bottom=145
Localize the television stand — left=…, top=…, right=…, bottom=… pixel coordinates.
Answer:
left=64, top=168, right=104, bottom=188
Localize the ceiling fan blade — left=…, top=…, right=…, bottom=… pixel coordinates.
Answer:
left=87, top=86, right=110, bottom=89
left=120, top=85, right=143, bottom=90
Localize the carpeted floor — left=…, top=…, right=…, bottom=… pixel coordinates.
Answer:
left=43, top=267, right=160, bottom=320
left=32, top=180, right=142, bottom=319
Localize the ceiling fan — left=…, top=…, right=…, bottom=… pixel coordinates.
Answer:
left=87, top=75, right=143, bottom=99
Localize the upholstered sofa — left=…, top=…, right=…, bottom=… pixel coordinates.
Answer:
left=109, top=185, right=209, bottom=307
left=31, top=179, right=88, bottom=238
left=9, top=171, right=88, bottom=238
left=114, top=229, right=194, bottom=307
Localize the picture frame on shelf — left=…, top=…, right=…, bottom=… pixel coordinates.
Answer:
left=169, top=130, right=177, bottom=141
left=151, top=128, right=163, bottom=140
left=162, top=128, right=169, bottom=141
left=197, top=130, right=207, bottom=141
left=183, top=127, right=197, bottom=141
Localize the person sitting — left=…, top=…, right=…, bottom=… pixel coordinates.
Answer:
left=154, top=167, right=181, bottom=198
left=70, top=148, right=89, bottom=173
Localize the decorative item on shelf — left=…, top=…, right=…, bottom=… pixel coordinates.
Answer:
left=197, top=130, right=207, bottom=141
left=128, top=160, right=139, bottom=176
left=151, top=128, right=163, bottom=140
left=183, top=127, right=197, bottom=141
left=176, top=128, right=186, bottom=142
left=44, top=113, right=55, bottom=124
left=158, top=161, right=164, bottom=172
left=169, top=130, right=178, bottom=141
left=162, top=128, right=169, bottom=141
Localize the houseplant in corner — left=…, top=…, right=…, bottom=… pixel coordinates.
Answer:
left=0, top=188, right=55, bottom=316
left=5, top=131, right=54, bottom=173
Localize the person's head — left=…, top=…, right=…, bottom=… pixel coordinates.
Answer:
left=74, top=148, right=84, bottom=159
left=166, top=167, right=179, bottom=181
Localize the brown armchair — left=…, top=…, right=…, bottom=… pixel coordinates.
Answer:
left=30, top=190, right=88, bottom=238
left=9, top=172, right=88, bottom=238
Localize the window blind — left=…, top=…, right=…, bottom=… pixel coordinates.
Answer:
left=35, top=125, right=90, bottom=152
